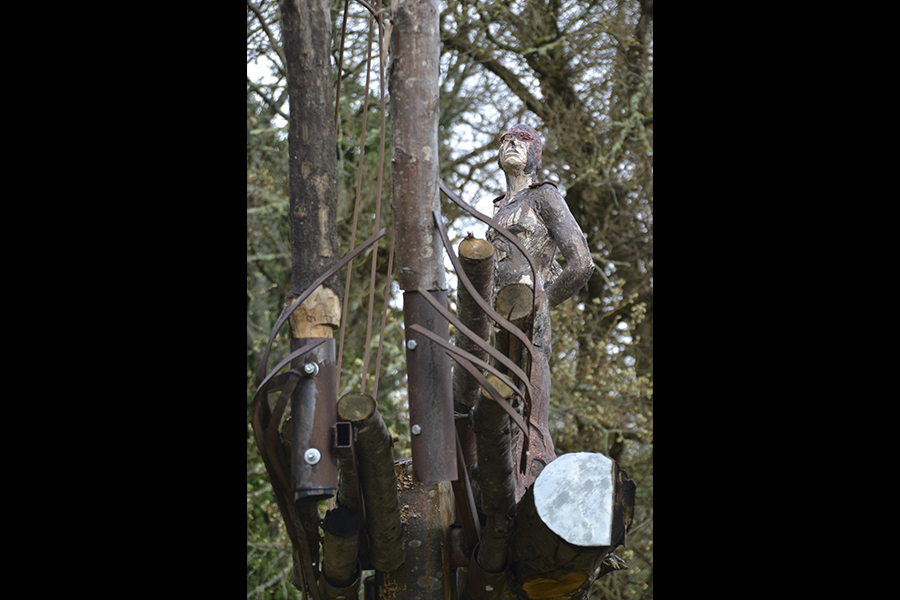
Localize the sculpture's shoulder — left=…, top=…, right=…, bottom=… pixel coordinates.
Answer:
left=528, top=180, right=559, bottom=191
left=492, top=181, right=562, bottom=211
left=526, top=181, right=565, bottom=213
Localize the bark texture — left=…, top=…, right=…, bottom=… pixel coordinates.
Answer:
left=282, top=0, right=341, bottom=305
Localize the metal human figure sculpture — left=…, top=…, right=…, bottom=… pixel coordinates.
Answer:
left=486, top=124, right=594, bottom=499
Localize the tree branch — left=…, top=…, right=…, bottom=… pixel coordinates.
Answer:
left=247, top=78, right=289, bottom=121
left=442, top=34, right=549, bottom=121
left=246, top=0, right=286, bottom=69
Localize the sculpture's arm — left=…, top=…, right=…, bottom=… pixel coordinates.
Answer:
left=538, top=185, right=594, bottom=309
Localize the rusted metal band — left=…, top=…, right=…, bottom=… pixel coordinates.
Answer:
left=409, top=325, right=531, bottom=474
left=462, top=542, right=511, bottom=600
left=438, top=181, right=539, bottom=336
left=251, top=337, right=332, bottom=600
left=256, top=227, right=387, bottom=385
left=407, top=324, right=527, bottom=435
left=291, top=337, right=339, bottom=501
left=431, top=209, right=535, bottom=367
left=255, top=339, right=331, bottom=469
left=318, top=564, right=361, bottom=600
left=414, top=285, right=535, bottom=418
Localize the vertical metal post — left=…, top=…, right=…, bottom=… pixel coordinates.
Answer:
left=389, top=0, right=456, bottom=484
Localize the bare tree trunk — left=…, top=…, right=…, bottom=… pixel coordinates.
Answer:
left=389, top=0, right=456, bottom=486
left=282, top=0, right=340, bottom=313
left=278, top=1, right=341, bottom=596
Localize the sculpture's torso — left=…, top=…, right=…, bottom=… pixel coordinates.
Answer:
left=487, top=184, right=563, bottom=293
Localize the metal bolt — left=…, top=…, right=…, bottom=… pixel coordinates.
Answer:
left=303, top=363, right=319, bottom=377
left=411, top=424, right=422, bottom=435
left=304, top=448, right=321, bottom=465
left=406, top=339, right=417, bottom=350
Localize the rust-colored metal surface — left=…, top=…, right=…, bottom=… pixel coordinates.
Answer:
left=251, top=338, right=330, bottom=599
left=461, top=542, right=510, bottom=600
left=403, top=290, right=457, bottom=483
left=290, top=337, right=338, bottom=502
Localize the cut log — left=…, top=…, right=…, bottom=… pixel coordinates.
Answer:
left=453, top=236, right=494, bottom=414
left=337, top=392, right=377, bottom=423
left=341, top=394, right=405, bottom=572
left=494, top=283, right=534, bottom=322
left=505, top=452, right=636, bottom=599
left=454, top=236, right=495, bottom=469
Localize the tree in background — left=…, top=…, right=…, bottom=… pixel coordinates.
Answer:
left=248, top=1, right=651, bottom=597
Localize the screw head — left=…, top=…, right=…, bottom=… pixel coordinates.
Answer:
left=304, top=448, right=321, bottom=465
left=303, top=363, right=319, bottom=377
left=411, top=424, right=422, bottom=435
left=406, top=339, right=417, bottom=350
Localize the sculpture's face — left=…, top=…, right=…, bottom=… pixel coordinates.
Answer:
left=498, top=125, right=542, bottom=177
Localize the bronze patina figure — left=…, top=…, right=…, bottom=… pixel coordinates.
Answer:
left=486, top=124, right=594, bottom=498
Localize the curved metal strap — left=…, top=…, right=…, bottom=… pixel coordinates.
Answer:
left=414, top=285, right=534, bottom=419
left=410, top=324, right=530, bottom=474
left=251, top=338, right=330, bottom=600
left=408, top=324, right=527, bottom=434
left=430, top=209, right=535, bottom=365
left=438, top=180, right=540, bottom=327
left=256, top=227, right=387, bottom=385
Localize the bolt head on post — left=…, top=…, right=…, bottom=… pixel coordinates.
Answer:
left=304, top=448, right=322, bottom=465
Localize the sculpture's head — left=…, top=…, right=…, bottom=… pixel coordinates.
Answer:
left=499, top=124, right=542, bottom=178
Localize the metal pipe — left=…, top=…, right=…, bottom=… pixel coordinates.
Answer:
left=334, top=420, right=363, bottom=517
left=403, top=290, right=456, bottom=483
left=321, top=506, right=361, bottom=592
left=290, top=337, right=338, bottom=502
